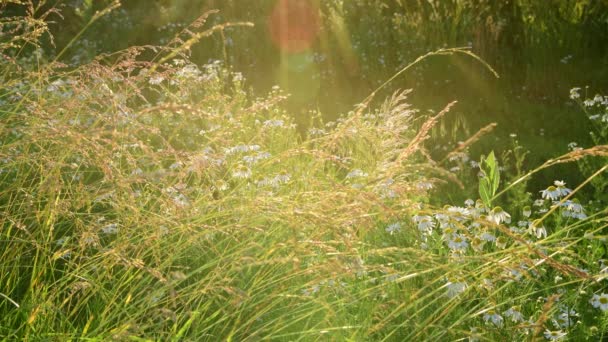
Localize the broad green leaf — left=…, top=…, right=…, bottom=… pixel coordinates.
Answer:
left=479, top=177, right=492, bottom=208
left=478, top=151, right=500, bottom=208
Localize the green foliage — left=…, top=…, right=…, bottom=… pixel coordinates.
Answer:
left=478, top=151, right=500, bottom=208
left=569, top=87, right=608, bottom=207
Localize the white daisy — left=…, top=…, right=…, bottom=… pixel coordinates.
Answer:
left=413, top=215, right=435, bottom=235
left=489, top=206, right=511, bottom=224
left=232, top=165, right=252, bottom=179
left=447, top=206, right=470, bottom=221
left=346, top=169, right=368, bottom=179
left=553, top=309, right=577, bottom=328
left=590, top=293, right=608, bottom=311
left=480, top=232, right=496, bottom=242
left=561, top=200, right=587, bottom=219
left=101, top=223, right=119, bottom=234
left=447, top=233, right=468, bottom=251
left=528, top=220, right=547, bottom=239
left=483, top=310, right=504, bottom=327
left=503, top=307, right=524, bottom=323
left=553, top=181, right=571, bottom=197
left=385, top=222, right=401, bottom=235
left=544, top=329, right=566, bottom=340
left=540, top=186, right=561, bottom=201
left=569, top=87, right=581, bottom=100
left=445, top=281, right=467, bottom=298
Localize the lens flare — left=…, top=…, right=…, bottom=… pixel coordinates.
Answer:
left=268, top=0, right=320, bottom=54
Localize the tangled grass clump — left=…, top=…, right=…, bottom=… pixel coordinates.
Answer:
left=0, top=6, right=445, bottom=340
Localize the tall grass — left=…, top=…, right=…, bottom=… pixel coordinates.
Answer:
left=1, top=3, right=608, bottom=341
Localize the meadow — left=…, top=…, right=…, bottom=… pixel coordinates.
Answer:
left=1, top=1, right=608, bottom=340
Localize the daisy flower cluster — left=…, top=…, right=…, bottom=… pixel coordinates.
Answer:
left=411, top=200, right=516, bottom=257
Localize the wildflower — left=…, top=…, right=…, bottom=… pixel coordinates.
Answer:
left=274, top=172, right=291, bottom=184
left=384, top=274, right=399, bottom=282
left=225, top=144, right=261, bottom=156
left=480, top=232, right=496, bottom=242
left=590, top=293, right=608, bottom=311
left=568, top=142, right=582, bottom=151
left=553, top=181, right=571, bottom=197
left=569, top=87, right=581, bottom=100
left=101, top=223, right=119, bottom=234
left=447, top=206, right=470, bottom=221
left=510, top=225, right=525, bottom=234
left=522, top=206, right=532, bottom=218
left=468, top=327, right=482, bottom=342
left=385, top=222, right=401, bottom=235
left=584, top=99, right=596, bottom=107
left=308, top=128, right=326, bottom=136
left=413, top=215, right=435, bottom=235
left=416, top=181, right=433, bottom=190
left=172, top=193, right=190, bottom=207
left=464, top=199, right=475, bottom=207
left=232, top=165, right=252, bottom=179
left=503, top=307, right=524, bottom=323
left=483, top=310, right=504, bottom=327
left=471, top=237, right=485, bottom=252
left=533, top=199, right=545, bottom=207
left=506, top=267, right=524, bottom=281
left=445, top=281, right=467, bottom=298
left=213, top=180, right=229, bottom=191
left=169, top=161, right=183, bottom=170
left=480, top=278, right=494, bottom=291
left=495, top=236, right=508, bottom=249
left=553, top=309, right=577, bottom=328
left=148, top=75, right=164, bottom=85
left=544, top=329, right=566, bottom=340
left=519, top=318, right=536, bottom=335
left=475, top=199, right=487, bottom=213
left=435, top=213, right=451, bottom=228
left=346, top=169, right=368, bottom=179
left=447, top=233, right=468, bottom=251
left=540, top=186, right=561, bottom=201
left=489, top=206, right=511, bottom=224
left=560, top=200, right=586, bottom=219
left=263, top=119, right=285, bottom=128
left=600, top=260, right=608, bottom=275
left=242, top=152, right=270, bottom=166
left=528, top=220, right=547, bottom=239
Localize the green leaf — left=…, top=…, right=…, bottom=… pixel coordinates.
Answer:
left=479, top=177, right=492, bottom=208
left=486, top=151, right=500, bottom=196
left=478, top=151, right=500, bottom=208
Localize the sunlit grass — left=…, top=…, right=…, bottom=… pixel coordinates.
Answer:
left=1, top=2, right=608, bottom=341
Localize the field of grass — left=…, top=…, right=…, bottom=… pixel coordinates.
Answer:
left=1, top=1, right=608, bottom=341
